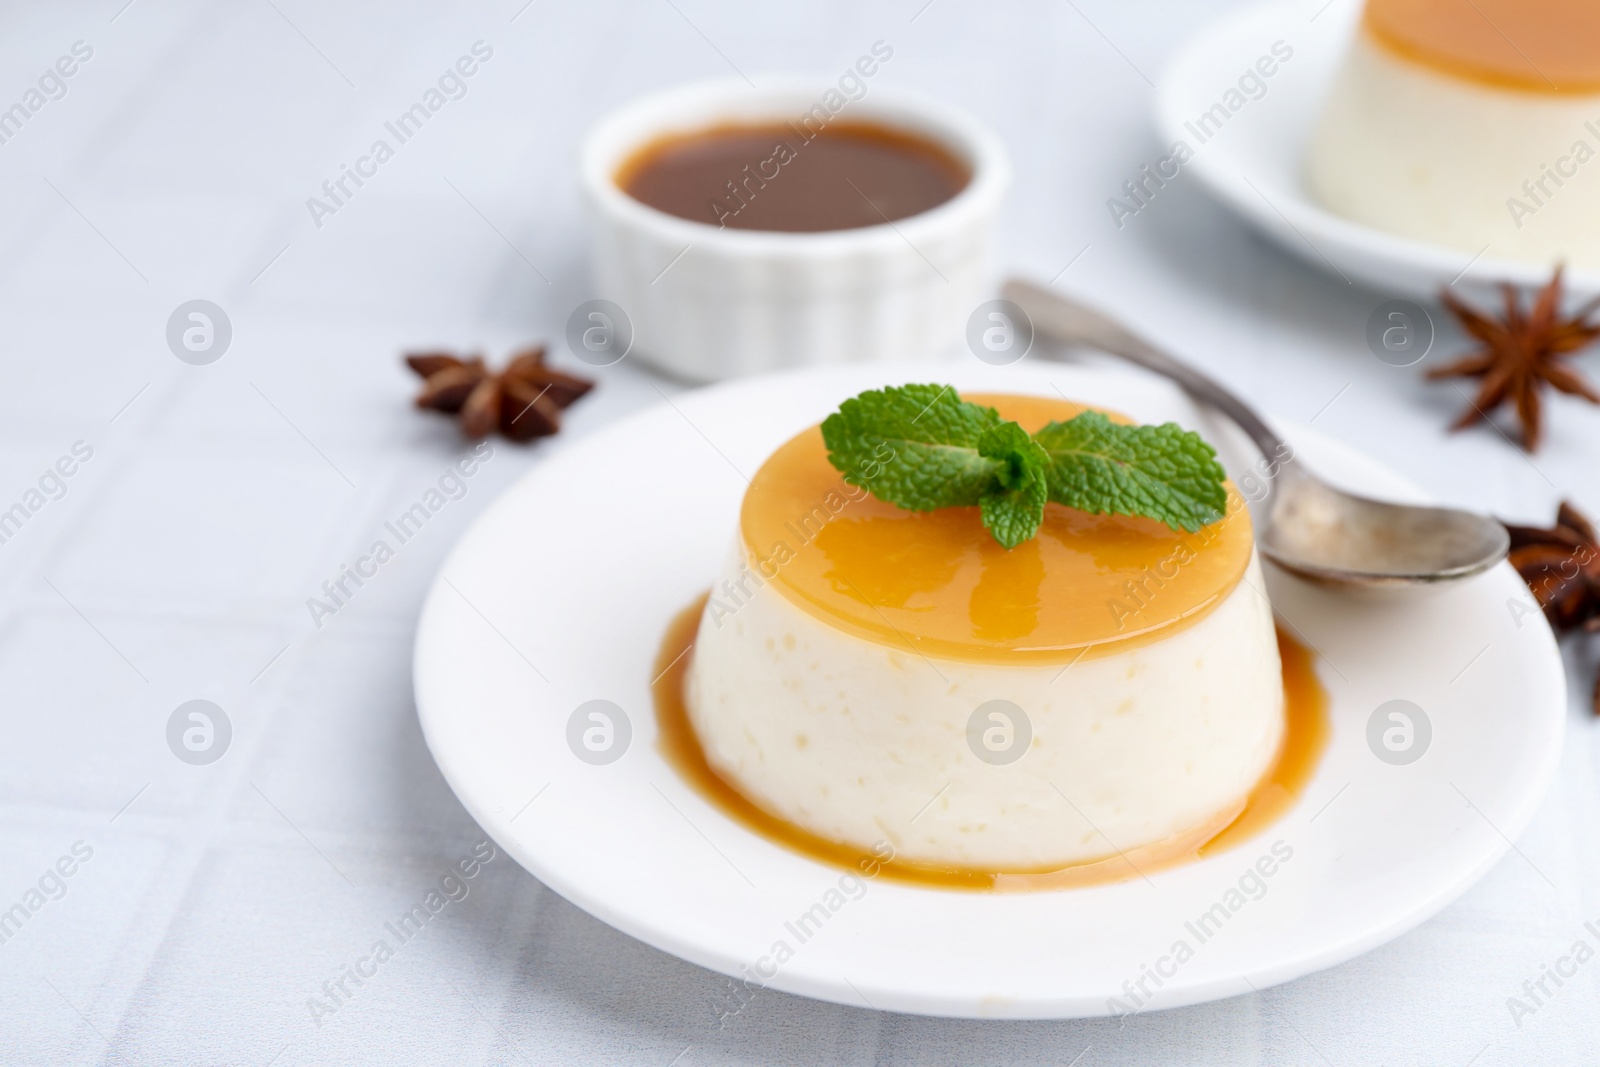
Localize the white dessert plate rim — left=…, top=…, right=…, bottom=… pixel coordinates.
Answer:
left=1154, top=0, right=1600, bottom=301
left=413, top=361, right=1566, bottom=1019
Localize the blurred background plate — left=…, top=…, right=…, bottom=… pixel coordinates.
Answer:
left=1156, top=0, right=1600, bottom=302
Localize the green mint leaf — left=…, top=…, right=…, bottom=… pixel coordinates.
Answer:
left=975, top=421, right=1048, bottom=549
left=820, top=386, right=1230, bottom=548
left=820, top=384, right=1003, bottom=511
left=1032, top=411, right=1228, bottom=532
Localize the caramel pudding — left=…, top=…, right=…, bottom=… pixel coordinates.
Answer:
left=1307, top=0, right=1600, bottom=268
left=683, top=394, right=1286, bottom=872
left=617, top=121, right=970, bottom=232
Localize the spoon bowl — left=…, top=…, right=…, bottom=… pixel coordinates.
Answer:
left=1001, top=279, right=1510, bottom=589
left=1260, top=468, right=1509, bottom=586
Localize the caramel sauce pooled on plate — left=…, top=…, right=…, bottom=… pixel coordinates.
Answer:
left=652, top=594, right=1329, bottom=891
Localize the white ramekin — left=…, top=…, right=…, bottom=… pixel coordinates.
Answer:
left=579, top=78, right=1011, bottom=381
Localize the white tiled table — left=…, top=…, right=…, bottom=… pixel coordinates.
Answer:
left=2, top=1, right=1597, bottom=1063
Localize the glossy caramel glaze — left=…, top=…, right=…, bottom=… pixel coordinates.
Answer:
left=652, top=594, right=1330, bottom=891
left=738, top=393, right=1254, bottom=664
left=1366, top=0, right=1600, bottom=93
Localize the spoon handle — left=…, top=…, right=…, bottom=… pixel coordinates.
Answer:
left=1001, top=279, right=1290, bottom=462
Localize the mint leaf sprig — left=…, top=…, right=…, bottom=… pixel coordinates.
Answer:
left=820, top=384, right=1229, bottom=549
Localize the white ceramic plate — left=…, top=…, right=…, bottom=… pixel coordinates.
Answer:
left=413, top=362, right=1565, bottom=1019
left=1156, top=0, right=1600, bottom=301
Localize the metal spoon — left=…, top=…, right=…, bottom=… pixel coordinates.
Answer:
left=1001, top=278, right=1509, bottom=588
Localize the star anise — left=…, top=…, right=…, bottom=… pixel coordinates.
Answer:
left=405, top=345, right=593, bottom=441
left=1504, top=499, right=1600, bottom=713
left=1428, top=268, right=1600, bottom=452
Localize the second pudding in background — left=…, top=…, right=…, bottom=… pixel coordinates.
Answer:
left=1307, top=0, right=1600, bottom=268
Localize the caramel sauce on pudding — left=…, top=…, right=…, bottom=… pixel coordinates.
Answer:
left=1365, top=0, right=1600, bottom=93
left=616, top=120, right=970, bottom=232
left=653, top=594, right=1329, bottom=891
left=739, top=394, right=1255, bottom=664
